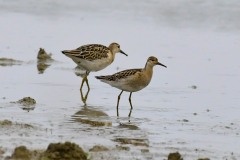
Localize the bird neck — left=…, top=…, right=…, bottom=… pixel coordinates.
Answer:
left=144, top=62, right=154, bottom=77
left=109, top=51, right=116, bottom=63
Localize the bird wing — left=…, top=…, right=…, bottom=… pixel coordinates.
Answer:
left=75, top=44, right=109, bottom=61
left=63, top=44, right=109, bottom=61
left=97, top=69, right=142, bottom=81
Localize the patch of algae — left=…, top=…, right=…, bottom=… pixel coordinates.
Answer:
left=0, top=120, right=12, bottom=126
left=10, top=146, right=32, bottom=160
left=40, top=142, right=88, bottom=160
left=6, top=142, right=87, bottom=160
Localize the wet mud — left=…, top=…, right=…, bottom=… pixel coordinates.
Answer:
left=1, top=1, right=240, bottom=159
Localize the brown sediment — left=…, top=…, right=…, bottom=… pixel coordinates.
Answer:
left=0, top=120, right=34, bottom=129
left=72, top=107, right=112, bottom=127
left=0, top=57, right=23, bottom=66
left=115, top=145, right=130, bottom=151
left=117, top=123, right=139, bottom=130
left=76, top=118, right=112, bottom=127
left=113, top=138, right=149, bottom=147
left=89, top=145, right=109, bottom=152
left=0, top=120, right=13, bottom=126
left=140, top=149, right=149, bottom=153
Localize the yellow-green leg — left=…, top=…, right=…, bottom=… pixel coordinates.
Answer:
left=80, top=71, right=90, bottom=104
left=80, top=76, right=86, bottom=91
left=85, top=76, right=90, bottom=91
left=80, top=86, right=90, bottom=105
left=117, top=90, right=124, bottom=117
left=128, top=92, right=133, bottom=117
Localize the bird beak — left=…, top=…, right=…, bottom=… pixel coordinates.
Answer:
left=120, top=50, right=128, bottom=56
left=157, top=62, right=167, bottom=68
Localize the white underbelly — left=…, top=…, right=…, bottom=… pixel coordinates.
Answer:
left=79, top=58, right=112, bottom=72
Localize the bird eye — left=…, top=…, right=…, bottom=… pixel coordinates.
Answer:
left=118, top=46, right=120, bottom=48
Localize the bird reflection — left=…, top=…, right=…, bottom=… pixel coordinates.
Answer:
left=75, top=66, right=90, bottom=104
left=37, top=60, right=51, bottom=74
left=20, top=106, right=35, bottom=112
left=71, top=105, right=112, bottom=127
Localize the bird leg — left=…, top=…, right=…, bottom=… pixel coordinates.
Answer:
left=80, top=71, right=90, bottom=104
left=117, top=90, right=124, bottom=117
left=85, top=76, right=90, bottom=91
left=80, top=85, right=90, bottom=105
left=80, top=76, right=86, bottom=91
left=128, top=92, right=133, bottom=117
left=80, top=71, right=90, bottom=91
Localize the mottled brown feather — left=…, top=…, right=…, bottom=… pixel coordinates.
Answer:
left=68, top=44, right=109, bottom=61
left=96, top=69, right=142, bottom=81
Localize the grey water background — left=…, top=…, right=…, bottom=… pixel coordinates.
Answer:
left=0, top=0, right=240, bottom=159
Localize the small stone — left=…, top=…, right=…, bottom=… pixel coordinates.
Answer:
left=191, top=85, right=197, bottom=89
left=168, top=152, right=183, bottom=160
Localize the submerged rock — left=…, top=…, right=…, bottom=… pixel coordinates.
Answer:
left=41, top=142, right=87, bottom=160
left=168, top=152, right=183, bottom=160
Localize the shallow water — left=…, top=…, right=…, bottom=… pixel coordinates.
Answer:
left=1, top=0, right=240, bottom=159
